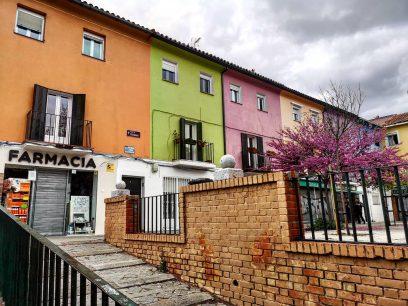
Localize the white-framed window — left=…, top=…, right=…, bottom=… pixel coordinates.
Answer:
left=292, top=104, right=302, bottom=122
left=386, top=132, right=399, bottom=147
left=230, top=84, right=241, bottom=103
left=310, top=110, right=319, bottom=123
left=200, top=73, right=213, bottom=94
left=15, top=7, right=45, bottom=41
left=82, top=31, right=105, bottom=60
left=257, top=94, right=267, bottom=112
left=162, top=59, right=178, bottom=83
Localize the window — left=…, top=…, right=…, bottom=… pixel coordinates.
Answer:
left=15, top=7, right=45, bottom=41
left=257, top=94, right=267, bottom=112
left=241, top=134, right=264, bottom=170
left=200, top=73, right=213, bottom=94
left=386, top=133, right=399, bottom=147
left=310, top=110, right=319, bottom=123
left=82, top=31, right=105, bottom=60
left=230, top=84, right=241, bottom=103
left=292, top=104, right=302, bottom=122
left=162, top=60, right=178, bottom=83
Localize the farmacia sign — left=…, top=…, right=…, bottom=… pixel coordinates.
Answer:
left=8, top=150, right=96, bottom=169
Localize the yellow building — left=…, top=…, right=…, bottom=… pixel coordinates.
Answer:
left=280, top=90, right=324, bottom=129
left=371, top=113, right=408, bottom=158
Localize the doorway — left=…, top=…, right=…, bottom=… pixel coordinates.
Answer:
left=122, top=176, right=143, bottom=197
left=69, top=171, right=95, bottom=234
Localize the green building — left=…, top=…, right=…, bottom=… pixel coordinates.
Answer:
left=150, top=38, right=225, bottom=166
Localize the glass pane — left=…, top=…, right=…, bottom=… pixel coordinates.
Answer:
left=93, top=41, right=102, bottom=59
left=185, top=123, right=191, bottom=139
left=16, top=25, right=28, bottom=36
left=58, top=97, right=69, bottom=137
left=83, top=37, right=91, bottom=56
left=46, top=95, right=56, bottom=114
left=30, top=30, right=40, bottom=40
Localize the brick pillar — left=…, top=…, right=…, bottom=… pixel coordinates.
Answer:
left=276, top=172, right=304, bottom=242
left=104, top=195, right=138, bottom=245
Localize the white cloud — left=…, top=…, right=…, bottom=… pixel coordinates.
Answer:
left=87, top=0, right=408, bottom=119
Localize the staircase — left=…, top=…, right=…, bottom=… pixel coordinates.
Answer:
left=50, top=236, right=226, bottom=306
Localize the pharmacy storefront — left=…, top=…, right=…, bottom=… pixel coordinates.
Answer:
left=0, top=143, right=115, bottom=236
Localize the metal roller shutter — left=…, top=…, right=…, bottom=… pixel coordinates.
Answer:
left=32, top=169, right=68, bottom=235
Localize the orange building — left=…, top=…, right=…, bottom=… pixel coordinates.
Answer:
left=0, top=0, right=151, bottom=156
left=0, top=0, right=153, bottom=235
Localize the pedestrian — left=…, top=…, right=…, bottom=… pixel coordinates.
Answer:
left=353, top=201, right=365, bottom=224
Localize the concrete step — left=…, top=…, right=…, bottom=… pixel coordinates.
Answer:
left=49, top=235, right=105, bottom=246
left=59, top=242, right=123, bottom=257
left=120, top=280, right=215, bottom=306
left=97, top=265, right=176, bottom=289
left=76, top=252, right=145, bottom=271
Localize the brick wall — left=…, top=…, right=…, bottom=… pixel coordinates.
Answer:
left=105, top=173, right=408, bottom=306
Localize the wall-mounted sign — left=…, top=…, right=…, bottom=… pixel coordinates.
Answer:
left=8, top=150, right=96, bottom=169
left=28, top=170, right=36, bottom=181
left=106, top=163, right=115, bottom=173
left=124, top=146, right=135, bottom=154
left=127, top=130, right=140, bottom=138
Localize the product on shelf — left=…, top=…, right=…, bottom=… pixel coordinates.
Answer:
left=3, top=178, right=31, bottom=224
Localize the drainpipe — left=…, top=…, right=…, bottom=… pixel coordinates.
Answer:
left=221, top=68, right=228, bottom=155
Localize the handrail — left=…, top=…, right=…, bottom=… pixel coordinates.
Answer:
left=0, top=204, right=137, bottom=305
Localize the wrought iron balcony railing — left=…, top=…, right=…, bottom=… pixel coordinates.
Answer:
left=26, top=111, right=92, bottom=148
left=173, top=138, right=214, bottom=163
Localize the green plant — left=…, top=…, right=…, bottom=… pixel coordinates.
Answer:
left=314, top=217, right=337, bottom=230
left=158, top=257, right=168, bottom=273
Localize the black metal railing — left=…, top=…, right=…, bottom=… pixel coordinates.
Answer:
left=294, top=164, right=408, bottom=245
left=26, top=111, right=92, bottom=147
left=0, top=204, right=136, bottom=306
left=173, top=139, right=214, bottom=163
left=132, top=193, right=180, bottom=235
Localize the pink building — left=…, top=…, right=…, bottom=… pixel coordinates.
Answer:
left=223, top=70, right=282, bottom=170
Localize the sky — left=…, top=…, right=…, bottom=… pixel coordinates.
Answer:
left=87, top=0, right=408, bottom=119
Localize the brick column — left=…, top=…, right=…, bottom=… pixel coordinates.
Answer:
left=105, top=195, right=138, bottom=245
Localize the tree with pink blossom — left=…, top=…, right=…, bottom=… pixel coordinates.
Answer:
left=266, top=82, right=407, bottom=234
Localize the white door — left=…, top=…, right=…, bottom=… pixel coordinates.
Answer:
left=44, top=93, right=73, bottom=145
left=162, top=178, right=190, bottom=233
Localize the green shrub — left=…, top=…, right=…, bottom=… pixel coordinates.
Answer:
left=313, top=217, right=337, bottom=230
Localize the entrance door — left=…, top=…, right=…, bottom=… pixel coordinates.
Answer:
left=122, top=176, right=143, bottom=196
left=44, top=92, right=73, bottom=145
left=32, top=169, right=69, bottom=235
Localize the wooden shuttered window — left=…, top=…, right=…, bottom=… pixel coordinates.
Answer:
left=179, top=118, right=203, bottom=161
left=29, top=84, right=48, bottom=141
left=70, top=94, right=86, bottom=146
left=241, top=133, right=249, bottom=170
left=241, top=133, right=264, bottom=170
left=179, top=118, right=186, bottom=159
left=29, top=85, right=86, bottom=146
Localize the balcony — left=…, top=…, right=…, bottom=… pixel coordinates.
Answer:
left=173, top=138, right=215, bottom=170
left=25, top=111, right=92, bottom=148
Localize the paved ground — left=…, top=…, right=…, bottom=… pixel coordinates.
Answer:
left=50, top=235, right=226, bottom=306
left=304, top=221, right=407, bottom=244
